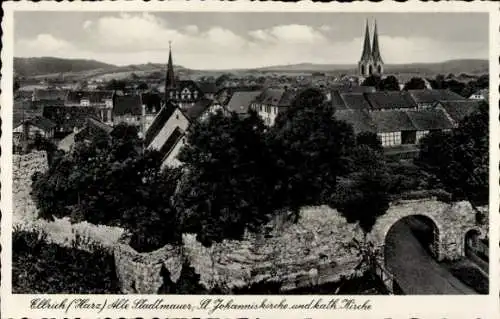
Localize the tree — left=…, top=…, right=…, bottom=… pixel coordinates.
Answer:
left=356, top=132, right=383, bottom=153
left=105, top=79, right=127, bottom=91
left=14, top=77, right=20, bottom=93
left=137, top=82, right=149, bottom=91
left=31, top=124, right=181, bottom=252
left=331, top=145, right=391, bottom=236
left=417, top=102, right=488, bottom=205
left=270, top=89, right=356, bottom=210
left=174, top=110, right=275, bottom=246
left=379, top=75, right=400, bottom=91
left=361, top=75, right=381, bottom=88
left=215, top=74, right=231, bottom=87
left=403, top=77, right=426, bottom=90
left=362, top=75, right=399, bottom=91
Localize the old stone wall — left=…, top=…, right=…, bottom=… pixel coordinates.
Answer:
left=369, top=199, right=483, bottom=262
left=182, top=206, right=365, bottom=291
left=13, top=151, right=49, bottom=224
left=13, top=151, right=124, bottom=250
left=113, top=235, right=183, bottom=294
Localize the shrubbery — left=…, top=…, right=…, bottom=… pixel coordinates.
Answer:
left=31, top=124, right=182, bottom=252
left=12, top=227, right=120, bottom=294
left=416, top=102, right=489, bottom=206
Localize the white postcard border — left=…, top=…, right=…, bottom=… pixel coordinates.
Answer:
left=1, top=1, right=499, bottom=318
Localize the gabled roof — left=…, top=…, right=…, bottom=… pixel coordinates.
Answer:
left=42, top=106, right=100, bottom=133
left=141, top=92, right=163, bottom=113
left=197, top=82, right=217, bottom=94
left=330, top=84, right=376, bottom=94
left=144, top=103, right=178, bottom=146
left=33, top=99, right=65, bottom=108
left=371, top=110, right=415, bottom=132
left=436, top=100, right=482, bottom=124
left=113, top=95, right=142, bottom=116
left=226, top=91, right=262, bottom=115
left=365, top=91, right=418, bottom=110
left=470, top=88, right=489, bottom=98
left=406, top=109, right=455, bottom=131
left=87, top=118, right=114, bottom=134
left=340, top=93, right=371, bottom=110
left=182, top=98, right=213, bottom=121
left=335, top=109, right=376, bottom=133
left=75, top=118, right=114, bottom=143
left=15, top=90, right=34, bottom=100
left=254, top=88, right=295, bottom=107
left=65, top=90, right=114, bottom=104
left=408, top=89, right=465, bottom=104
left=329, top=90, right=348, bottom=110
left=15, top=116, right=56, bottom=131
left=33, top=89, right=67, bottom=101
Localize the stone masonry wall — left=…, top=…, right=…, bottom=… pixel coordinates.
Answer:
left=13, top=151, right=49, bottom=224
left=183, top=206, right=366, bottom=291
left=13, top=151, right=124, bottom=250
left=113, top=235, right=183, bottom=294
left=369, top=199, right=484, bottom=263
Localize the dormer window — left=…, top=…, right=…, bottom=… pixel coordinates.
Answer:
left=181, top=88, right=191, bottom=100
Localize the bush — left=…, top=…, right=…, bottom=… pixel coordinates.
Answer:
left=12, top=227, right=120, bottom=294
left=390, top=189, right=452, bottom=202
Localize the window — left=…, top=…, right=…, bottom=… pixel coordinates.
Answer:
left=416, top=130, right=430, bottom=143
left=401, top=131, right=417, bottom=145
left=378, top=132, right=401, bottom=147
left=181, top=88, right=191, bottom=100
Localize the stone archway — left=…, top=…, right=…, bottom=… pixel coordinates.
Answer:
left=463, top=228, right=482, bottom=258
left=384, top=214, right=441, bottom=268
left=368, top=199, right=479, bottom=263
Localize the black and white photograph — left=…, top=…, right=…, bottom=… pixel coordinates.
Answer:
left=1, top=3, right=497, bottom=316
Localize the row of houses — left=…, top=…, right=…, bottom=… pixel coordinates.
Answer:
left=142, top=87, right=482, bottom=168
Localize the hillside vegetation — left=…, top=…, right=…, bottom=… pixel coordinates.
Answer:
left=14, top=57, right=116, bottom=77
left=15, top=56, right=488, bottom=80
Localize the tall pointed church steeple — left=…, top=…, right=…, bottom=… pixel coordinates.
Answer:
left=371, top=20, right=383, bottom=64
left=360, top=20, right=372, bottom=62
left=165, top=41, right=175, bottom=95
left=371, top=20, right=384, bottom=75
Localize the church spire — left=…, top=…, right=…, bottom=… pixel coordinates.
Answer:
left=371, top=20, right=383, bottom=64
left=165, top=41, right=175, bottom=95
left=360, top=20, right=372, bottom=62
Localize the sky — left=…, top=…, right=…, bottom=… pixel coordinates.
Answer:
left=14, top=11, right=489, bottom=70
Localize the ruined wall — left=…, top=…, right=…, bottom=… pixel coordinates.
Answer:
left=183, top=206, right=365, bottom=291
left=113, top=235, right=183, bottom=294
left=114, top=199, right=484, bottom=293
left=369, top=199, right=482, bottom=262
left=13, top=151, right=124, bottom=250
left=13, top=151, right=49, bottom=224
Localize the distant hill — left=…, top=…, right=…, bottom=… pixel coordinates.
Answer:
left=254, top=59, right=488, bottom=76
left=14, top=57, right=117, bottom=77
left=15, top=56, right=488, bottom=81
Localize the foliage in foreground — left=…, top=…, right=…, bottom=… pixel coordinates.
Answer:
left=31, top=124, right=182, bottom=252
left=416, top=102, right=489, bottom=205
left=12, top=227, right=120, bottom=294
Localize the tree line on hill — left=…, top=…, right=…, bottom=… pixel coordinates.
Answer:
left=361, top=74, right=489, bottom=97
left=31, top=89, right=489, bottom=253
